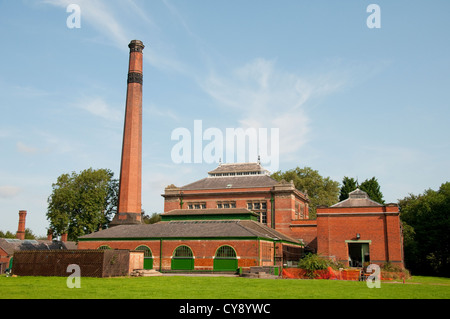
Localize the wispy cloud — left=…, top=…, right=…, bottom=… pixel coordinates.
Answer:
left=145, top=103, right=180, bottom=123
left=0, top=186, right=21, bottom=199
left=201, top=58, right=346, bottom=161
left=42, top=0, right=186, bottom=73
left=43, top=0, right=129, bottom=48
left=16, top=142, right=40, bottom=155
left=76, top=96, right=122, bottom=122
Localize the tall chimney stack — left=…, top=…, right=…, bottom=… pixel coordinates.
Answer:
left=16, top=210, right=27, bottom=240
left=111, top=40, right=145, bottom=226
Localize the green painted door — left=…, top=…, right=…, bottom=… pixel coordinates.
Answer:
left=172, top=245, right=194, bottom=270
left=214, top=258, right=238, bottom=271
left=143, top=257, right=153, bottom=269
left=171, top=258, right=194, bottom=270
left=214, top=246, right=238, bottom=271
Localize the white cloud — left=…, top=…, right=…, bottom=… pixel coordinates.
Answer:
left=76, top=97, right=122, bottom=122
left=16, top=142, right=39, bottom=154
left=37, top=131, right=77, bottom=155
left=43, top=0, right=129, bottom=48
left=43, top=0, right=189, bottom=74
left=201, top=58, right=346, bottom=162
left=0, top=186, right=21, bottom=199
left=145, top=103, right=180, bottom=123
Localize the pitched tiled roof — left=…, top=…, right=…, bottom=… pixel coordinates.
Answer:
left=0, top=238, right=76, bottom=255
left=331, top=188, right=382, bottom=208
left=181, top=175, right=278, bottom=190
left=79, top=220, right=300, bottom=244
left=208, top=162, right=268, bottom=174
left=238, top=220, right=299, bottom=243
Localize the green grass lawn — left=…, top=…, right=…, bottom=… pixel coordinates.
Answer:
left=0, top=275, right=449, bottom=299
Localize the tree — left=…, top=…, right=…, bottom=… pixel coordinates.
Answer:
left=0, top=230, right=16, bottom=239
left=271, top=167, right=340, bottom=219
left=339, top=176, right=385, bottom=204
left=339, top=177, right=358, bottom=202
left=143, top=213, right=162, bottom=224
left=23, top=228, right=37, bottom=240
left=47, top=168, right=118, bottom=241
left=360, top=177, right=384, bottom=204
left=399, top=182, right=450, bottom=276
left=0, top=228, right=36, bottom=239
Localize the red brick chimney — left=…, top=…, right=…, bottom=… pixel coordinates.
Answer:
left=61, top=233, right=68, bottom=242
left=47, top=229, right=53, bottom=241
left=16, top=210, right=27, bottom=240
left=111, top=40, right=145, bottom=226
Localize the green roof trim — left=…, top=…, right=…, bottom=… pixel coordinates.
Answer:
left=161, top=213, right=258, bottom=222
left=77, top=236, right=303, bottom=246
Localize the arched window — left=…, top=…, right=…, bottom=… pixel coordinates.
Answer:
left=135, top=245, right=152, bottom=257
left=98, top=245, right=111, bottom=250
left=215, top=245, right=237, bottom=258
left=136, top=245, right=153, bottom=269
left=171, top=245, right=194, bottom=270
left=173, top=245, right=193, bottom=258
left=214, top=245, right=238, bottom=271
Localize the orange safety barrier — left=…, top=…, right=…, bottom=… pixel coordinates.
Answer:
left=282, top=267, right=361, bottom=280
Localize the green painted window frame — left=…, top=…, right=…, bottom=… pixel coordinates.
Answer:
left=173, top=245, right=194, bottom=258
left=135, top=245, right=152, bottom=257
left=215, top=245, right=237, bottom=259
left=345, top=240, right=372, bottom=244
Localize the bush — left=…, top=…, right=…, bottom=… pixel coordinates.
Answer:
left=298, top=253, right=340, bottom=278
left=380, top=262, right=411, bottom=280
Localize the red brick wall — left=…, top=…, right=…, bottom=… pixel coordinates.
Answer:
left=78, top=239, right=274, bottom=271
left=163, top=186, right=314, bottom=246
left=316, top=205, right=404, bottom=267
left=289, top=220, right=318, bottom=250
left=0, top=248, right=10, bottom=265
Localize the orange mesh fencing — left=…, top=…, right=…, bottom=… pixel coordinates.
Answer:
left=282, top=267, right=360, bottom=280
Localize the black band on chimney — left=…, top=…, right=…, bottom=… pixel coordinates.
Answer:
left=128, top=72, right=143, bottom=84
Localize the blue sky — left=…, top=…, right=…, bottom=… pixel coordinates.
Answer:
left=0, top=0, right=449, bottom=236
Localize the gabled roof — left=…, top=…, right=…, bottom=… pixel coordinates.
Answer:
left=208, top=162, right=268, bottom=175
left=180, top=175, right=278, bottom=191
left=331, top=188, right=382, bottom=208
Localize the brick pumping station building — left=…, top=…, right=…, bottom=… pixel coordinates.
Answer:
left=74, top=39, right=405, bottom=273
left=4, top=39, right=404, bottom=276
left=77, top=162, right=404, bottom=272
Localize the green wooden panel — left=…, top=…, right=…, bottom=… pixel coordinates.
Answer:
left=273, top=266, right=279, bottom=276
left=143, top=257, right=153, bottom=270
left=213, top=258, right=238, bottom=271
left=171, top=258, right=194, bottom=270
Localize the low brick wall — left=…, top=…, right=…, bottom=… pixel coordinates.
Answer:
left=12, top=250, right=135, bottom=278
